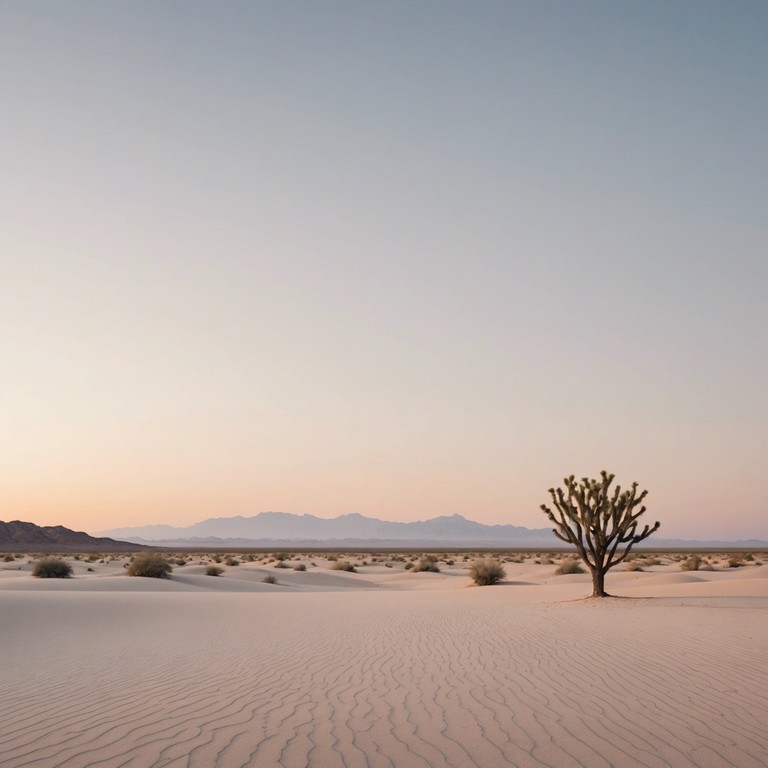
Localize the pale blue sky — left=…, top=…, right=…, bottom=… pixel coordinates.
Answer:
left=1, top=1, right=765, bottom=537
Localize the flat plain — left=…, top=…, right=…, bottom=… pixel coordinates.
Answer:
left=2, top=551, right=766, bottom=768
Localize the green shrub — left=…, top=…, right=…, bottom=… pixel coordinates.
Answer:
left=554, top=558, right=585, bottom=575
left=126, top=552, right=172, bottom=578
left=33, top=558, right=73, bottom=579
left=404, top=562, right=413, bottom=570
left=3, top=554, right=14, bottom=562
left=205, top=565, right=224, bottom=576
left=469, top=559, right=506, bottom=586
left=681, top=555, right=702, bottom=571
left=175, top=559, right=187, bottom=566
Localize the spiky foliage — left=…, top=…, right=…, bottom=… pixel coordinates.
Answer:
left=541, top=472, right=659, bottom=597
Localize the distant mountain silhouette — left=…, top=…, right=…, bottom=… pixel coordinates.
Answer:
left=96, top=512, right=767, bottom=549
left=98, top=512, right=554, bottom=547
left=0, top=520, right=145, bottom=552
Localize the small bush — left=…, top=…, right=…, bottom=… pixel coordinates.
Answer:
left=470, top=559, right=506, bottom=586
left=330, top=560, right=356, bottom=572
left=175, top=559, right=187, bottom=566
left=205, top=565, right=224, bottom=576
left=412, top=558, right=440, bottom=573
left=293, top=563, right=306, bottom=571
left=262, top=574, right=277, bottom=584
left=274, top=552, right=290, bottom=562
left=554, top=558, right=585, bottom=575
left=404, top=562, right=413, bottom=570
left=3, top=554, right=14, bottom=562
left=681, top=555, right=702, bottom=571
left=727, top=557, right=744, bottom=568
left=625, top=561, right=644, bottom=572
left=225, top=557, right=239, bottom=566
left=275, top=561, right=289, bottom=568
left=33, top=558, right=73, bottom=579
left=126, top=552, right=172, bottom=578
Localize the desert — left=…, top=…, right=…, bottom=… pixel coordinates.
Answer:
left=2, top=550, right=766, bottom=768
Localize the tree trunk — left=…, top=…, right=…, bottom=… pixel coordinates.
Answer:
left=591, top=568, right=609, bottom=597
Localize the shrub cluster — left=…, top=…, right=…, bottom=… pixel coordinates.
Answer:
left=32, top=558, right=73, bottom=579
left=469, top=559, right=506, bottom=586
left=554, top=558, right=585, bottom=575
left=126, top=552, right=172, bottom=578
left=411, top=556, right=440, bottom=573
left=330, top=560, right=356, bottom=572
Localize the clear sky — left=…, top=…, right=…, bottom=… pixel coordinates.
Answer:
left=1, top=1, right=765, bottom=539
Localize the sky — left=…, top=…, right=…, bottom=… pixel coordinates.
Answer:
left=1, top=1, right=766, bottom=539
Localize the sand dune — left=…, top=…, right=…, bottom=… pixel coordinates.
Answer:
left=1, top=557, right=766, bottom=767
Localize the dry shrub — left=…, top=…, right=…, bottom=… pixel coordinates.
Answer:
left=680, top=555, right=702, bottom=571
left=330, top=560, right=356, bottom=572
left=412, top=556, right=440, bottom=573
left=205, top=565, right=224, bottom=576
left=554, top=558, right=585, bottom=575
left=469, top=559, right=506, bottom=586
left=33, top=558, right=73, bottom=579
left=262, top=574, right=277, bottom=584
left=126, top=552, right=172, bottom=578
left=293, top=563, right=306, bottom=571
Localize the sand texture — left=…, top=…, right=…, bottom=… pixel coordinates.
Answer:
left=2, top=555, right=767, bottom=767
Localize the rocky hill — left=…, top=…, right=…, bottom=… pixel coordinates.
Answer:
left=0, top=520, right=145, bottom=552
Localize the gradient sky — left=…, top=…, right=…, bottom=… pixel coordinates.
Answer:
left=1, top=1, right=766, bottom=539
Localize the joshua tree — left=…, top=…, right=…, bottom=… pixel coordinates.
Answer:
left=541, top=471, right=659, bottom=597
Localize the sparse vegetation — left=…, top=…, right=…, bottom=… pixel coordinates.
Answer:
left=330, top=560, right=356, bottom=572
left=126, top=552, right=172, bottom=578
left=3, top=554, right=14, bottom=562
left=293, top=563, right=306, bottom=571
left=205, top=565, right=224, bottom=576
left=32, top=558, right=73, bottom=579
left=469, top=559, right=506, bottom=586
left=411, top=556, right=440, bottom=573
left=262, top=574, right=277, bottom=584
left=681, top=555, right=702, bottom=571
left=554, top=558, right=585, bottom=575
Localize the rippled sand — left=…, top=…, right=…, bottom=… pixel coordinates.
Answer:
left=2, top=556, right=766, bottom=767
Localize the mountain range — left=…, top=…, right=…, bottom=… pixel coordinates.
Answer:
left=96, top=512, right=768, bottom=549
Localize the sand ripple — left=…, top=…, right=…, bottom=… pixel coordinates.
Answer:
left=1, top=590, right=766, bottom=768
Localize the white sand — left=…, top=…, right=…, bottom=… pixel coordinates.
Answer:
left=1, top=555, right=766, bottom=767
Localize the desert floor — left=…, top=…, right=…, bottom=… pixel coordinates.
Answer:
left=1, top=553, right=766, bottom=768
